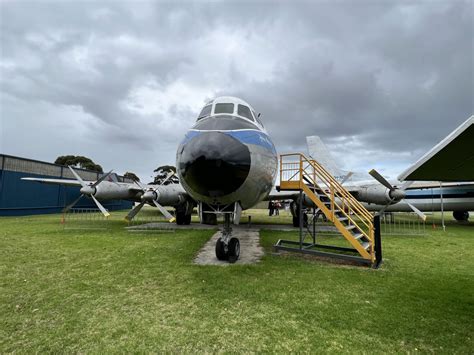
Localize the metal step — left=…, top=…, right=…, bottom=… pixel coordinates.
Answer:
left=345, top=224, right=356, bottom=231
left=362, top=242, right=370, bottom=250
left=352, top=233, right=364, bottom=240
left=338, top=216, right=348, bottom=222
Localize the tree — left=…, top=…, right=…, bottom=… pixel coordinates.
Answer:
left=123, top=172, right=140, bottom=182
left=54, top=155, right=103, bottom=173
left=151, top=165, right=179, bottom=185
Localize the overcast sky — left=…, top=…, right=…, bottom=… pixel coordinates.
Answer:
left=1, top=0, right=473, bottom=182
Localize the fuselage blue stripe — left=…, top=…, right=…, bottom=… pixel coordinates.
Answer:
left=183, top=129, right=277, bottom=154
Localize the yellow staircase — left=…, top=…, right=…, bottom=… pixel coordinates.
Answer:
left=279, top=153, right=376, bottom=263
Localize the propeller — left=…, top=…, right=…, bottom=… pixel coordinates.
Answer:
left=340, top=171, right=353, bottom=185
left=63, top=166, right=113, bottom=217
left=369, top=169, right=426, bottom=221
left=125, top=172, right=176, bottom=222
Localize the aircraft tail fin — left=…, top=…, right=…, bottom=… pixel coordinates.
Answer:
left=306, top=136, right=351, bottom=181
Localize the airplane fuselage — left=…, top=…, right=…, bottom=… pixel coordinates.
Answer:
left=176, top=97, right=278, bottom=210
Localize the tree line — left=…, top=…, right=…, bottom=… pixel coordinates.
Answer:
left=55, top=155, right=178, bottom=185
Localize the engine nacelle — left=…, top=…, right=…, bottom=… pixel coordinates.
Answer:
left=356, top=185, right=393, bottom=205
left=94, top=182, right=134, bottom=200
left=154, top=184, right=187, bottom=206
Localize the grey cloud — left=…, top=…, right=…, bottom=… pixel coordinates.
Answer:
left=1, top=0, right=472, bottom=180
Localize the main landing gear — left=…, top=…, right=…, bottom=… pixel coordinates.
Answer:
left=215, top=213, right=240, bottom=263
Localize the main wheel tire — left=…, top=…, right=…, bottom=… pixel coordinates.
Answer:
left=228, top=238, right=240, bottom=264
left=184, top=213, right=192, bottom=225
left=453, top=211, right=469, bottom=221
left=215, top=238, right=228, bottom=261
left=292, top=216, right=299, bottom=227
left=292, top=214, right=308, bottom=227
left=176, top=211, right=185, bottom=225
left=202, top=213, right=218, bottom=225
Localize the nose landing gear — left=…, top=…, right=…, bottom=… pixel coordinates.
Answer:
left=215, top=213, right=240, bottom=263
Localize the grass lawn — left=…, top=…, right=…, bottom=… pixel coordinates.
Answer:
left=1, top=210, right=473, bottom=352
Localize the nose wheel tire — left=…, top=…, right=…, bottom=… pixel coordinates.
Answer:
left=215, top=237, right=240, bottom=263
left=228, top=237, right=240, bottom=263
left=215, top=238, right=228, bottom=261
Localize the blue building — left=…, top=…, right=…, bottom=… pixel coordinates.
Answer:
left=0, top=154, right=133, bottom=216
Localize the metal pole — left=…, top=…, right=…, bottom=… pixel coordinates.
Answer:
left=440, top=181, right=445, bottom=231
left=373, top=214, right=382, bottom=268
left=299, top=190, right=303, bottom=250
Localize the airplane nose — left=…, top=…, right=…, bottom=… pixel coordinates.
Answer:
left=179, top=132, right=251, bottom=199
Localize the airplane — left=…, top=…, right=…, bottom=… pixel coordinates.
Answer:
left=23, top=99, right=471, bottom=261
left=176, top=96, right=278, bottom=262
left=23, top=96, right=278, bottom=263
left=303, top=115, right=474, bottom=223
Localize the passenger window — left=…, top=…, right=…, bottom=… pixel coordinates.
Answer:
left=197, top=104, right=212, bottom=120
left=238, top=105, right=255, bottom=121
left=214, top=103, right=234, bottom=114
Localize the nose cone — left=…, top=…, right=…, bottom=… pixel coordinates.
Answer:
left=141, top=190, right=157, bottom=202
left=178, top=132, right=251, bottom=199
left=80, top=185, right=95, bottom=196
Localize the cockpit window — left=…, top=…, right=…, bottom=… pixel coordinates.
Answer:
left=238, top=104, right=254, bottom=121
left=252, top=110, right=264, bottom=127
left=214, top=103, right=234, bottom=114
left=197, top=104, right=212, bottom=120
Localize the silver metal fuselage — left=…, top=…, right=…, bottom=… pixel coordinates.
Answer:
left=176, top=115, right=278, bottom=210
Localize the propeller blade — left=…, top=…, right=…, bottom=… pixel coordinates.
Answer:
left=340, top=172, right=354, bottom=185
left=91, top=170, right=114, bottom=188
left=91, top=195, right=110, bottom=217
left=160, top=171, right=175, bottom=186
left=63, top=194, right=84, bottom=213
left=153, top=200, right=176, bottom=223
left=125, top=201, right=145, bottom=221
left=134, top=180, right=148, bottom=191
left=369, top=169, right=394, bottom=191
left=405, top=200, right=427, bottom=221
left=68, top=166, right=87, bottom=188
left=378, top=198, right=394, bottom=215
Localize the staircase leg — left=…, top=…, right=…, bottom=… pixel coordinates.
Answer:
left=299, top=190, right=303, bottom=251
left=373, top=214, right=382, bottom=268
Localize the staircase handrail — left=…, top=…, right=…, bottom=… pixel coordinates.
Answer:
left=280, top=153, right=374, bottom=241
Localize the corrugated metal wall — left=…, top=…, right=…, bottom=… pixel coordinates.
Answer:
left=0, top=154, right=133, bottom=216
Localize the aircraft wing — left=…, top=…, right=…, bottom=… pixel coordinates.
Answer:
left=21, top=176, right=142, bottom=191
left=266, top=188, right=299, bottom=201
left=265, top=184, right=362, bottom=202
left=398, top=115, right=474, bottom=181
left=21, top=177, right=85, bottom=187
